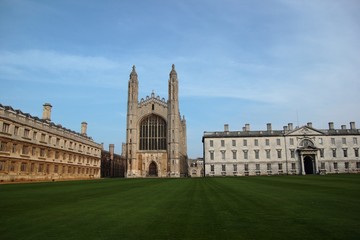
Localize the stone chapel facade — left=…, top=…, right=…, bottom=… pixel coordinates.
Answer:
left=125, top=65, right=187, bottom=177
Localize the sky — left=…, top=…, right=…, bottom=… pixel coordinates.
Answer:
left=0, top=0, right=359, bottom=157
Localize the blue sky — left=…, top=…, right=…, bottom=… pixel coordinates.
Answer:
left=1, top=0, right=359, bottom=157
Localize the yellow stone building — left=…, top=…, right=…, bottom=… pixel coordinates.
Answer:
left=0, top=103, right=102, bottom=182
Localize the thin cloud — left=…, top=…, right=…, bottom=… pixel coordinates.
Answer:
left=0, top=49, right=124, bottom=87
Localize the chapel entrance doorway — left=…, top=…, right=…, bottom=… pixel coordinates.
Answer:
left=149, top=162, right=158, bottom=177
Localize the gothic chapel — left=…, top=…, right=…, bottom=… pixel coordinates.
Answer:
left=126, top=65, right=188, bottom=177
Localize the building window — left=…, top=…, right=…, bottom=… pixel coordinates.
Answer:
left=232, top=140, right=236, bottom=147
left=9, top=161, right=15, bottom=171
left=265, top=139, right=270, bottom=146
left=244, top=163, right=249, bottom=171
left=48, top=136, right=52, bottom=144
left=221, top=140, right=225, bottom=147
left=2, top=123, right=10, bottom=133
left=21, top=162, right=27, bottom=172
left=32, top=147, right=36, bottom=156
left=14, top=126, right=19, bottom=136
left=22, top=145, right=29, bottom=155
left=233, top=164, right=237, bottom=172
left=290, top=149, right=295, bottom=158
left=54, top=165, right=58, bottom=173
left=267, top=163, right=271, bottom=171
left=277, top=150, right=282, bottom=159
left=355, top=149, right=359, bottom=157
left=0, top=160, right=5, bottom=171
left=139, top=115, right=167, bottom=150
left=318, top=138, right=323, bottom=145
left=12, top=144, right=17, bottom=153
left=277, top=139, right=281, bottom=145
left=221, top=151, right=226, bottom=160
left=232, top=151, right=237, bottom=160
left=222, top=164, right=226, bottom=172
left=291, top=163, right=296, bottom=170
left=24, top=129, right=30, bottom=138
left=41, top=134, right=46, bottom=142
left=334, top=162, right=338, bottom=170
left=210, top=151, right=214, bottom=160
left=278, top=163, right=283, bottom=170
left=33, top=131, right=37, bottom=140
left=266, top=150, right=270, bottom=159
left=342, top=138, right=346, bottom=145
left=356, top=162, right=360, bottom=169
left=332, top=149, right=337, bottom=158
left=331, top=138, right=335, bottom=145
left=254, top=139, right=258, bottom=146
left=38, top=164, right=43, bottom=172
left=321, top=162, right=325, bottom=169
left=343, top=149, right=348, bottom=158
left=354, top=138, right=358, bottom=145
left=210, top=140, right=213, bottom=147
left=243, top=151, right=248, bottom=160
left=46, top=165, right=50, bottom=174
left=243, top=139, right=247, bottom=146
left=0, top=141, right=8, bottom=152
left=345, top=162, right=349, bottom=169
left=210, top=164, right=214, bottom=172
left=40, top=148, right=45, bottom=157
left=254, top=150, right=259, bottom=159
left=56, top=138, right=60, bottom=146
left=290, top=138, right=294, bottom=145
left=320, top=149, right=324, bottom=158
left=55, top=151, right=60, bottom=159
left=255, top=164, right=260, bottom=171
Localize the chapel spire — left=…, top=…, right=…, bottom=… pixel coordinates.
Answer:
left=169, top=64, right=177, bottom=79
left=130, top=65, right=138, bottom=80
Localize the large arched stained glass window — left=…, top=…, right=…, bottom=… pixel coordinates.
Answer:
left=139, top=115, right=167, bottom=150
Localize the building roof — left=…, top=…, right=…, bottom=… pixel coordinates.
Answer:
left=0, top=103, right=94, bottom=141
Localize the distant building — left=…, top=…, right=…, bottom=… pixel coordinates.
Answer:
left=125, top=65, right=188, bottom=177
left=203, top=122, right=360, bottom=176
left=188, top=158, right=204, bottom=177
left=0, top=103, right=102, bottom=182
left=101, top=144, right=126, bottom=178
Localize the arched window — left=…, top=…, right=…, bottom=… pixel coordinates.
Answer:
left=300, top=139, right=314, bottom=147
left=139, top=115, right=167, bottom=150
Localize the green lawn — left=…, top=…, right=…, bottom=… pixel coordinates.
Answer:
left=1, top=175, right=360, bottom=240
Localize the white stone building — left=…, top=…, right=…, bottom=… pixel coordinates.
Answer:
left=203, top=122, right=360, bottom=176
left=125, top=65, right=188, bottom=177
left=0, top=103, right=102, bottom=182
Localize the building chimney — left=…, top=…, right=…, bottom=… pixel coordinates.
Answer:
left=242, top=127, right=246, bottom=132
left=341, top=125, right=346, bottom=130
left=328, top=122, right=334, bottom=130
left=81, top=122, right=87, bottom=136
left=224, top=124, right=229, bottom=132
left=42, top=103, right=52, bottom=121
left=109, top=144, right=114, bottom=160
left=283, top=126, right=288, bottom=132
left=245, top=124, right=250, bottom=132
left=288, top=123, right=293, bottom=131
left=307, top=122, right=312, bottom=128
left=267, top=123, right=272, bottom=132
left=350, top=122, right=356, bottom=130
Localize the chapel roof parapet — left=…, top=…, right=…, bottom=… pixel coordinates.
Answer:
left=139, top=91, right=167, bottom=107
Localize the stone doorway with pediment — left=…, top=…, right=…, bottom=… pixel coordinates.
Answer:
left=297, top=139, right=319, bottom=175
left=304, top=156, right=315, bottom=174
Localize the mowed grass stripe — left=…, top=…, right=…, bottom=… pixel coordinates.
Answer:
left=1, top=175, right=359, bottom=240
